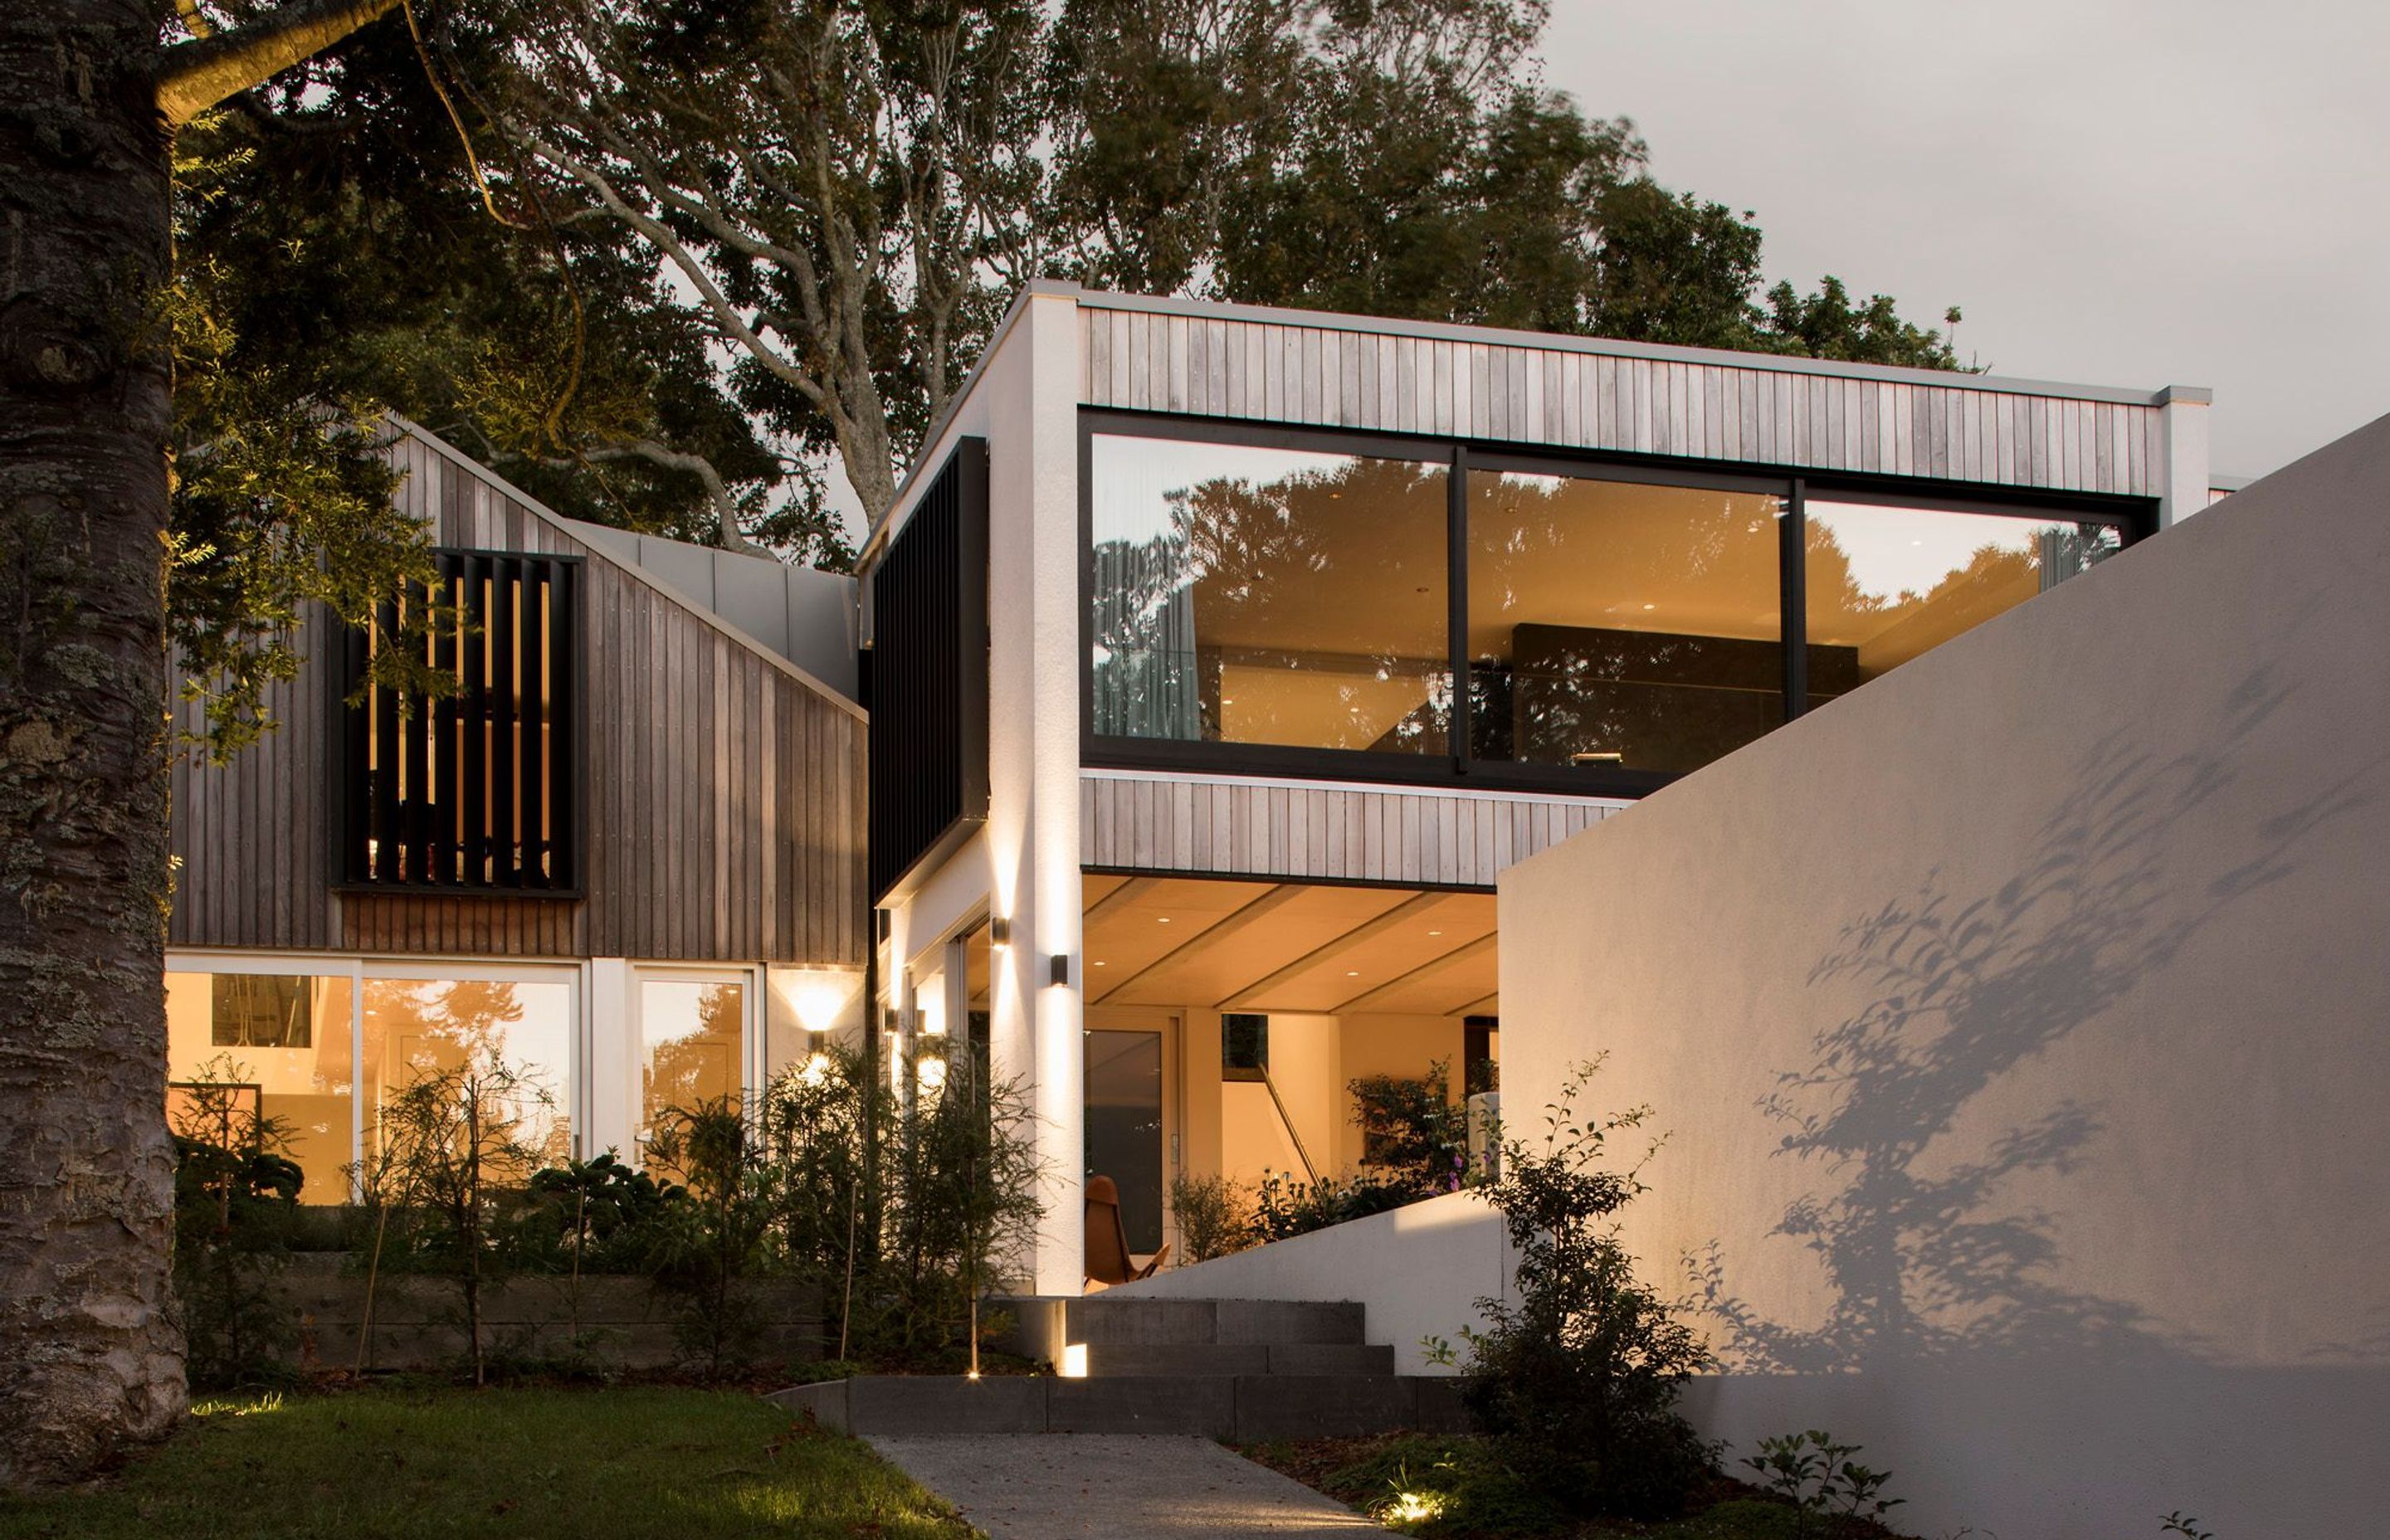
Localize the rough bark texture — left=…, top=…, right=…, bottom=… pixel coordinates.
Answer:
left=0, top=0, right=188, bottom=1489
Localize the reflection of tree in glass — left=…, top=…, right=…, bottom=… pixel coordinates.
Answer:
left=375, top=982, right=567, bottom=1168
left=1094, top=454, right=1451, bottom=752
left=1466, top=471, right=1781, bottom=772
left=645, top=985, right=743, bottom=1166
left=1804, top=519, right=2118, bottom=679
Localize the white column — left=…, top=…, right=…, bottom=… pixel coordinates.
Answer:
left=2157, top=385, right=2212, bottom=528
left=587, top=958, right=635, bottom=1161
left=983, top=288, right=1088, bottom=1295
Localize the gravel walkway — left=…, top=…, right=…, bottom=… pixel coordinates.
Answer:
left=868, top=1434, right=1378, bottom=1539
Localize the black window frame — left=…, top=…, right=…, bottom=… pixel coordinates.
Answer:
left=1079, top=407, right=2152, bottom=798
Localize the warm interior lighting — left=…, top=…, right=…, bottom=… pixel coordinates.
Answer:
left=1059, top=1343, right=1089, bottom=1378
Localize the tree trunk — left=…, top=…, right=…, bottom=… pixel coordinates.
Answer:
left=0, top=1, right=189, bottom=1486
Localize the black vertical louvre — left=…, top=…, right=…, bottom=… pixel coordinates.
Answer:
left=343, top=548, right=581, bottom=892
left=868, top=438, right=990, bottom=902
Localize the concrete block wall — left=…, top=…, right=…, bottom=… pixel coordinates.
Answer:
left=266, top=1256, right=825, bottom=1373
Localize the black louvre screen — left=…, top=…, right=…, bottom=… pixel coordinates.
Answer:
left=868, top=438, right=989, bottom=902
left=341, top=549, right=579, bottom=891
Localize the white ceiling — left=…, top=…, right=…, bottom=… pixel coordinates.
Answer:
left=1081, top=873, right=1497, bottom=1018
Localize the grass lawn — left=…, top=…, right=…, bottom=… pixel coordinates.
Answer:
left=1241, top=1435, right=1914, bottom=1540
left=0, top=1385, right=975, bottom=1540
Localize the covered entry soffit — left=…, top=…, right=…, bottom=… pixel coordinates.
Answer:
left=1081, top=873, right=1495, bottom=1017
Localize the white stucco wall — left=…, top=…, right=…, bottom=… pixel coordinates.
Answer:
left=878, top=289, right=1089, bottom=1294
left=1501, top=415, right=2390, bottom=1538
left=1115, top=1188, right=1514, bottom=1375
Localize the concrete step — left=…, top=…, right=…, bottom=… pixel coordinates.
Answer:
left=995, top=1296, right=1368, bottom=1360
left=1080, top=1342, right=1396, bottom=1377
left=770, top=1372, right=1470, bottom=1440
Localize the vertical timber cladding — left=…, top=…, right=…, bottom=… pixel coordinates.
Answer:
left=339, top=549, right=582, bottom=893
left=867, top=438, right=991, bottom=901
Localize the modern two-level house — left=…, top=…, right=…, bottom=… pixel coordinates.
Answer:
left=859, top=281, right=2212, bottom=1296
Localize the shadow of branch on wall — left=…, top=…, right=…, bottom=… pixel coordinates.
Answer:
left=1687, top=662, right=2377, bottom=1373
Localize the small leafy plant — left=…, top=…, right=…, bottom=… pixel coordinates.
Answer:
left=2160, top=1513, right=2217, bottom=1539
left=170, top=1056, right=305, bottom=1388
left=1168, top=1170, right=1253, bottom=1263
left=1458, top=1058, right=1714, bottom=1520
left=1741, top=1430, right=1905, bottom=1536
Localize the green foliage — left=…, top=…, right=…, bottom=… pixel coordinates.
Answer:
left=1740, top=1432, right=1905, bottom=1537
left=1168, top=1170, right=1254, bottom=1263
left=861, top=1045, right=1047, bottom=1367
left=168, top=1057, right=306, bottom=1389
left=1350, top=1057, right=1475, bottom=1195
left=1048, top=2, right=1961, bottom=366
left=747, top=1042, right=1045, bottom=1372
left=1321, top=1434, right=1569, bottom=1538
left=1460, top=1058, right=1714, bottom=1520
left=358, top=1059, right=555, bottom=1385
left=642, top=1096, right=777, bottom=1379
left=1247, top=1166, right=1419, bottom=1244
left=164, top=202, right=451, bottom=759
left=524, top=1152, right=677, bottom=1274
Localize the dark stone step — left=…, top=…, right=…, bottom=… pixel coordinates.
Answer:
left=769, top=1372, right=1471, bottom=1440
left=993, top=1296, right=1368, bottom=1358
left=1080, top=1342, right=1396, bottom=1377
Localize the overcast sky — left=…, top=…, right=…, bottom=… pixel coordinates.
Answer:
left=1540, top=0, right=2390, bottom=480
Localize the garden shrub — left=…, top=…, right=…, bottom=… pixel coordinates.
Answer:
left=1350, top=1057, right=1474, bottom=1196
left=170, top=1056, right=305, bottom=1389
left=358, top=1059, right=554, bottom=1385
left=1460, top=1057, right=1714, bottom=1520
left=1248, top=1167, right=1417, bottom=1244
left=754, top=1040, right=1042, bottom=1372
left=1167, top=1171, right=1252, bottom=1263
left=645, top=1096, right=776, bottom=1379
left=1319, top=1434, right=1569, bottom=1538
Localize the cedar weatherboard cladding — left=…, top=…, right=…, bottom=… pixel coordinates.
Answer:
left=1080, top=306, right=2170, bottom=498
left=867, top=439, right=990, bottom=902
left=166, top=428, right=866, bottom=965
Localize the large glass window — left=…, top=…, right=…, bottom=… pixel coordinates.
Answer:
left=638, top=978, right=745, bottom=1165
left=1085, top=418, right=2140, bottom=786
left=1090, top=434, right=1451, bottom=754
left=363, top=976, right=573, bottom=1170
left=1467, top=470, right=1787, bottom=774
left=1804, top=501, right=2120, bottom=699
left=168, top=970, right=354, bottom=1201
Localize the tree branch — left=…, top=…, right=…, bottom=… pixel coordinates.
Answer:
left=155, top=0, right=402, bottom=128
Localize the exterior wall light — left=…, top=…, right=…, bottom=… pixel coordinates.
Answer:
left=1047, top=953, right=1070, bottom=987
left=989, top=915, right=1011, bottom=948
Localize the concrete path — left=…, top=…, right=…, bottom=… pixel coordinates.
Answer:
left=868, top=1434, right=1378, bottom=1539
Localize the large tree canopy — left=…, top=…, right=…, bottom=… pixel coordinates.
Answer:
left=490, top=0, right=1962, bottom=537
